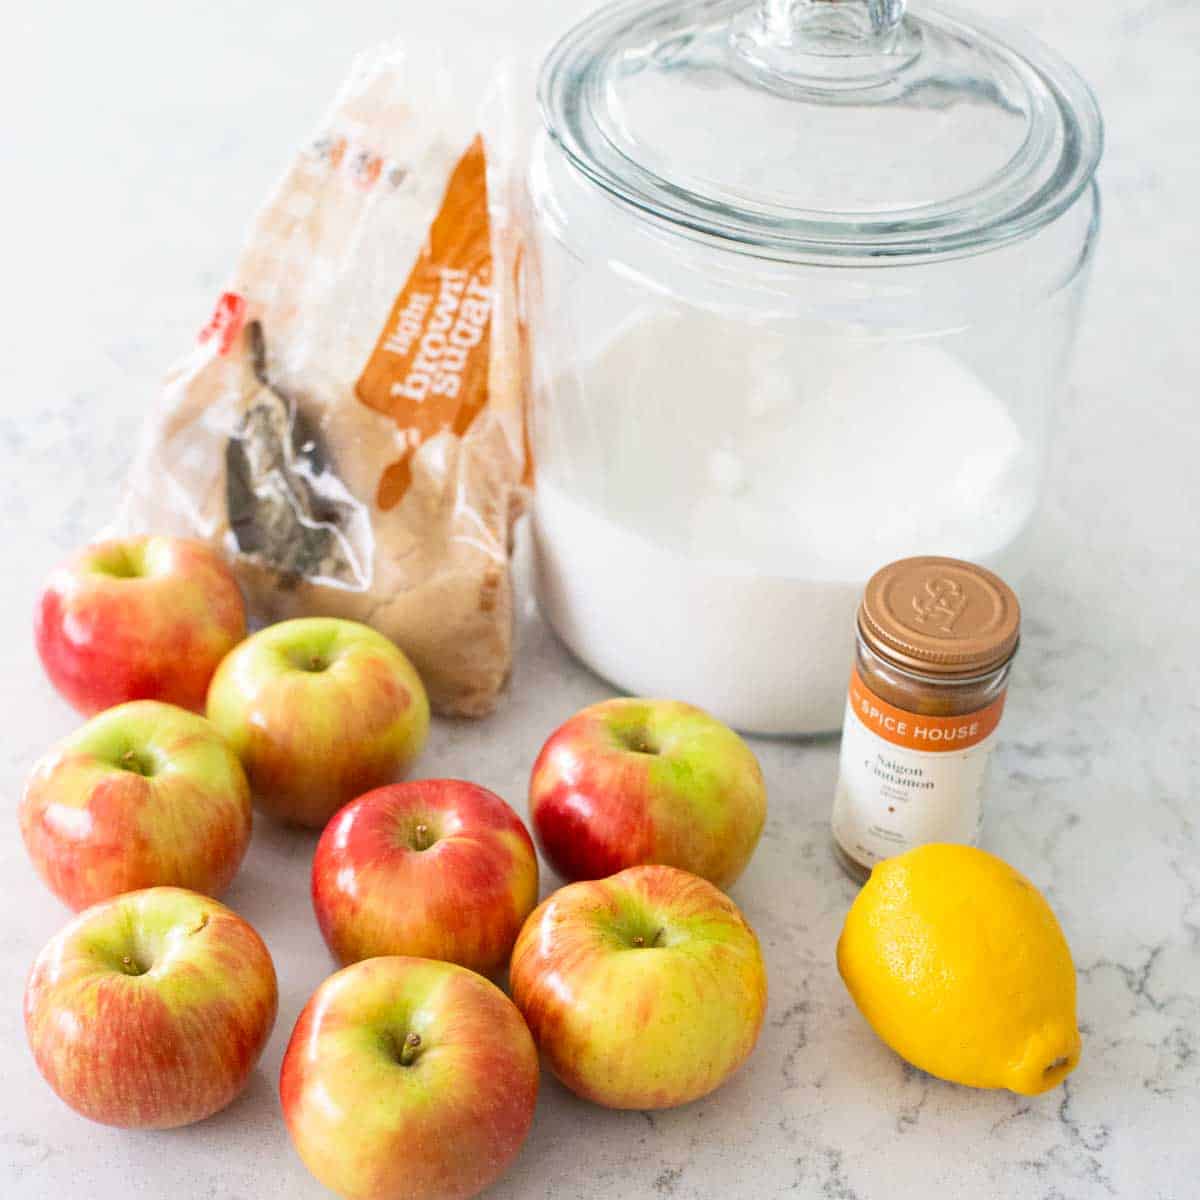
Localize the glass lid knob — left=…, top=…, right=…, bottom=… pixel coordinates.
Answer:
left=732, top=0, right=921, bottom=91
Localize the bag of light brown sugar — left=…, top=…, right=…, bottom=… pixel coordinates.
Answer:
left=117, top=43, right=532, bottom=717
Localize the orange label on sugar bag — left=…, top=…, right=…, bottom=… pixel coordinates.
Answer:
left=355, top=135, right=493, bottom=510
left=847, top=668, right=1006, bottom=753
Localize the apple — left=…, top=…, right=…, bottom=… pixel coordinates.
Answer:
left=206, top=617, right=430, bottom=828
left=25, top=886, right=277, bottom=1129
left=510, top=863, right=767, bottom=1110
left=20, top=700, right=252, bottom=910
left=529, top=698, right=767, bottom=888
left=312, top=780, right=538, bottom=976
left=35, top=535, right=246, bottom=716
left=281, top=956, right=538, bottom=1200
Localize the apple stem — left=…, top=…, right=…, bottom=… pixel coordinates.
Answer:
left=630, top=929, right=665, bottom=949
left=413, top=823, right=432, bottom=852
left=118, top=748, right=154, bottom=777
left=399, top=1032, right=422, bottom=1066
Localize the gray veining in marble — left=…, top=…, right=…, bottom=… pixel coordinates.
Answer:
left=1, top=1, right=1198, bottom=1197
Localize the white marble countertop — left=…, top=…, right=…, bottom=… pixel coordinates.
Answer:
left=2, top=2, right=1197, bottom=1197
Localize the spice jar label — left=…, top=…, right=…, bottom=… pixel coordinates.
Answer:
left=844, top=668, right=1005, bottom=751
left=831, top=670, right=1006, bottom=870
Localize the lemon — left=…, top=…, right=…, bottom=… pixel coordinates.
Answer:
left=837, top=843, right=1081, bottom=1095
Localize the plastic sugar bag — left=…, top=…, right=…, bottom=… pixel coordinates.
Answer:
left=117, top=43, right=532, bottom=717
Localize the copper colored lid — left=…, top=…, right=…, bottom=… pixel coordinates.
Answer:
left=858, top=556, right=1021, bottom=676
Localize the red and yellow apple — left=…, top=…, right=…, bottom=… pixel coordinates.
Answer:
left=312, top=779, right=538, bottom=975
left=510, top=864, right=767, bottom=1110
left=529, top=698, right=767, bottom=888
left=35, top=535, right=246, bottom=715
left=281, top=956, right=538, bottom=1200
left=206, top=617, right=429, bottom=828
left=25, top=886, right=277, bottom=1129
left=20, top=700, right=252, bottom=910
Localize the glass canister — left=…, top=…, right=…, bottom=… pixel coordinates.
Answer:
left=527, top=0, right=1102, bottom=734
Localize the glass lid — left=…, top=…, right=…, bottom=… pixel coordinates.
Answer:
left=540, top=0, right=1103, bottom=262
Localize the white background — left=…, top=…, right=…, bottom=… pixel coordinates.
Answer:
left=2, top=2, right=1198, bottom=1198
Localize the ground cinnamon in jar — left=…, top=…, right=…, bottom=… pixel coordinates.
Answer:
left=831, top=556, right=1020, bottom=883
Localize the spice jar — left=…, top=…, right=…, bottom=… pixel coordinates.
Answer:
left=527, top=0, right=1101, bottom=736
left=831, top=556, right=1020, bottom=882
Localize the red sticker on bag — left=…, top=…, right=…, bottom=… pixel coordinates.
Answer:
left=199, top=292, right=248, bottom=356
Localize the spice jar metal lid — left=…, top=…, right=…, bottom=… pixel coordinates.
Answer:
left=539, top=0, right=1103, bottom=264
left=858, top=556, right=1020, bottom=676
